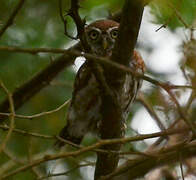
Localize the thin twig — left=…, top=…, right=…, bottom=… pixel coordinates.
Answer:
left=169, top=84, right=193, bottom=89
left=4, top=148, right=43, bottom=178
left=69, top=0, right=91, bottom=51
left=0, top=0, right=26, bottom=38
left=37, top=162, right=94, bottom=180
left=0, top=99, right=70, bottom=119
left=0, top=81, right=15, bottom=153
left=185, top=91, right=196, bottom=111
left=0, top=160, right=17, bottom=176
left=179, top=153, right=185, bottom=180
left=162, top=86, right=196, bottom=135
left=0, top=124, right=155, bottom=157
left=58, top=0, right=77, bottom=40
left=137, top=93, right=166, bottom=132
left=1, top=127, right=192, bottom=179
left=55, top=136, right=155, bottom=156
left=0, top=151, right=48, bottom=176
left=0, top=124, right=160, bottom=157
left=28, top=139, right=42, bottom=178
left=168, top=2, right=189, bottom=28
left=0, top=124, right=54, bottom=139
left=3, top=149, right=25, bottom=165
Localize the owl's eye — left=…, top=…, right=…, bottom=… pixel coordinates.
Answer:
left=89, top=30, right=99, bottom=40
left=110, top=29, right=118, bottom=39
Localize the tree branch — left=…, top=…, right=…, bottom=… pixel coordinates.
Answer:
left=95, top=1, right=144, bottom=178
left=1, top=127, right=192, bottom=179
left=0, top=80, right=15, bottom=153
left=0, top=0, right=26, bottom=38
left=0, top=124, right=54, bottom=140
left=137, top=93, right=166, bottom=132
left=111, top=0, right=144, bottom=66
left=0, top=46, right=72, bottom=54
left=58, top=0, right=77, bottom=40
left=101, top=141, right=196, bottom=180
left=0, top=99, right=69, bottom=119
left=37, top=162, right=94, bottom=180
left=0, top=44, right=81, bottom=120
left=0, top=45, right=192, bottom=120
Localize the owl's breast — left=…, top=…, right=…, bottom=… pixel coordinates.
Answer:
left=67, top=64, right=102, bottom=137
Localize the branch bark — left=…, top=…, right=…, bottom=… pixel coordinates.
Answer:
left=101, top=141, right=196, bottom=180
left=0, top=45, right=192, bottom=120
left=1, top=130, right=194, bottom=180
left=0, top=81, right=15, bottom=153
left=111, top=0, right=144, bottom=66
left=95, top=0, right=144, bottom=179
left=0, top=44, right=81, bottom=120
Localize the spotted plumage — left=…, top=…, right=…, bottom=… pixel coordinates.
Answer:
left=56, top=19, right=145, bottom=147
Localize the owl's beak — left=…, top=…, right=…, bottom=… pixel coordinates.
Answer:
left=102, top=38, right=108, bottom=50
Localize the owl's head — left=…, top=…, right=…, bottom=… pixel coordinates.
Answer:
left=85, top=20, right=119, bottom=57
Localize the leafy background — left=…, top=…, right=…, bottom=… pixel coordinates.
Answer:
left=0, top=0, right=196, bottom=179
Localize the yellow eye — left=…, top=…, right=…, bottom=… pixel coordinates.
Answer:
left=89, top=30, right=99, bottom=40
left=110, top=29, right=118, bottom=39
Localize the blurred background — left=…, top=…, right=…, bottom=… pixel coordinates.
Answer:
left=0, top=0, right=196, bottom=179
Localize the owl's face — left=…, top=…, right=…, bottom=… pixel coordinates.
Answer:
left=85, top=20, right=119, bottom=57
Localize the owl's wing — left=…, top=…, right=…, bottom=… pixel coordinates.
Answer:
left=122, top=50, right=145, bottom=118
left=56, top=51, right=145, bottom=147
left=57, top=62, right=102, bottom=147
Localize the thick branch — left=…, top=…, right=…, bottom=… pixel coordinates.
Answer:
left=111, top=0, right=144, bottom=66
left=0, top=46, right=70, bottom=54
left=0, top=54, right=71, bottom=117
left=0, top=44, right=81, bottom=120
left=65, top=1, right=123, bottom=178
left=101, top=141, right=196, bottom=180
left=95, top=0, right=144, bottom=179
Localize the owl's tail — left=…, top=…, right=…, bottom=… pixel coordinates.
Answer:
left=54, top=125, right=83, bottom=148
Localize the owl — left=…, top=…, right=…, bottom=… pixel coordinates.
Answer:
left=56, top=20, right=145, bottom=147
